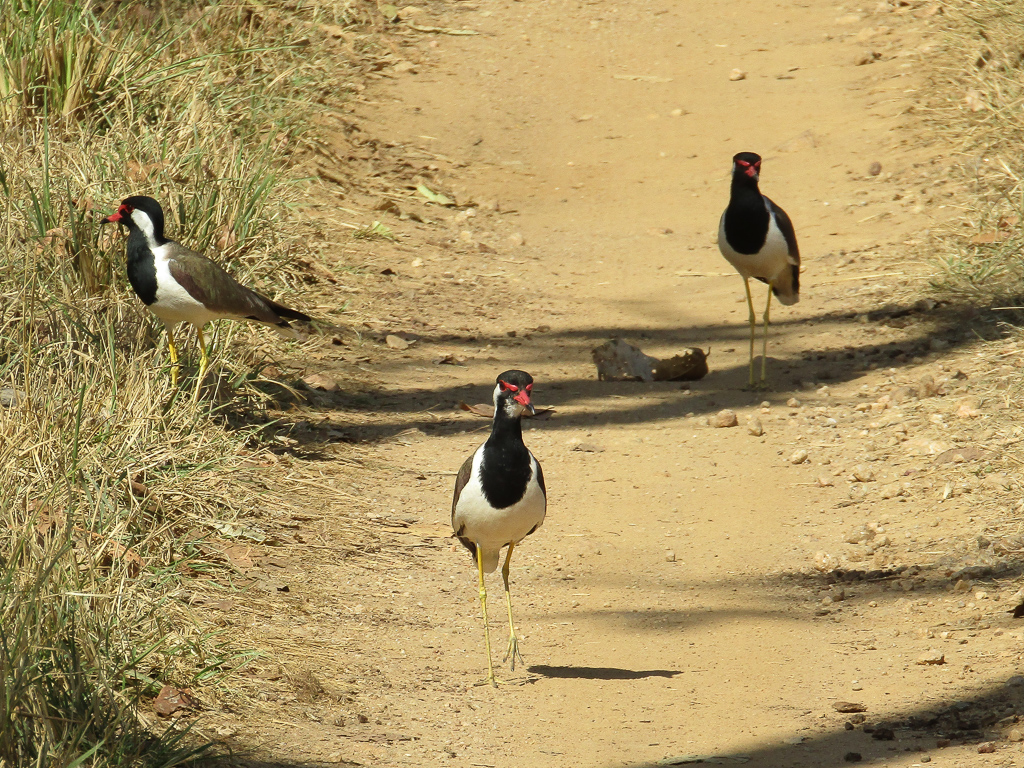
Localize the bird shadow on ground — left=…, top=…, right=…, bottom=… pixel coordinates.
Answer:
left=528, top=665, right=680, bottom=680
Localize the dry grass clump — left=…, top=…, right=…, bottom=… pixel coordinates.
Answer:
left=925, top=0, right=1024, bottom=303
left=0, top=0, right=381, bottom=763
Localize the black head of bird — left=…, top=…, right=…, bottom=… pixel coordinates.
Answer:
left=731, top=151, right=762, bottom=183
left=493, top=369, right=536, bottom=419
left=102, top=195, right=167, bottom=244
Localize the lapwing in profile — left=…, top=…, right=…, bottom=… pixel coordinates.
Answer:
left=718, top=152, right=800, bottom=388
left=451, top=370, right=547, bottom=686
left=103, top=196, right=311, bottom=395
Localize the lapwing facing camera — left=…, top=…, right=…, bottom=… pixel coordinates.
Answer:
left=718, top=152, right=800, bottom=388
left=451, top=370, right=547, bottom=686
left=103, top=196, right=311, bottom=395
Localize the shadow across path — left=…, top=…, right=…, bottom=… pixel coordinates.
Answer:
left=528, top=665, right=680, bottom=681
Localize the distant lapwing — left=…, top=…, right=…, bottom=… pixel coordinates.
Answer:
left=103, top=196, right=310, bottom=394
left=718, top=152, right=800, bottom=388
left=451, top=370, right=547, bottom=686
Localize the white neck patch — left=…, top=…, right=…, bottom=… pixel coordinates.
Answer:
left=130, top=209, right=159, bottom=249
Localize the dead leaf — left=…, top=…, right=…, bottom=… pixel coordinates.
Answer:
left=457, top=402, right=554, bottom=419
left=434, top=353, right=467, bottom=365
left=933, top=446, right=991, bottom=464
left=653, top=348, right=709, bottom=381
left=385, top=334, right=411, bottom=350
left=416, top=184, right=455, bottom=206
left=97, top=539, right=144, bottom=578
left=219, top=544, right=255, bottom=570
left=833, top=701, right=868, bottom=713
left=153, top=685, right=198, bottom=717
left=571, top=442, right=605, bottom=453
left=211, top=521, right=268, bottom=543
left=215, top=223, right=237, bottom=251
left=970, top=231, right=1008, bottom=244
left=407, top=23, right=479, bottom=35
left=303, top=373, right=340, bottom=392
left=459, top=401, right=494, bottom=418
left=374, top=197, right=401, bottom=215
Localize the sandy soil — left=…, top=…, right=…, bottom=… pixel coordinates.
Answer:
left=196, top=2, right=1024, bottom=767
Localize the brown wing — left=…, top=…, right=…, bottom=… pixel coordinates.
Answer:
left=450, top=453, right=475, bottom=532
left=166, top=245, right=308, bottom=326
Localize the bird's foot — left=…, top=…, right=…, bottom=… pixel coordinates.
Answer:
left=473, top=674, right=503, bottom=688
left=503, top=634, right=524, bottom=672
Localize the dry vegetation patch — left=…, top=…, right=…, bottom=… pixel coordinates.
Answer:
left=924, top=0, right=1024, bottom=303
left=0, top=0, right=399, bottom=764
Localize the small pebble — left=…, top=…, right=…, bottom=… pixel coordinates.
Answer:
left=843, top=753, right=862, bottom=764
left=916, top=650, right=945, bottom=665
left=728, top=68, right=747, bottom=81
left=665, top=551, right=676, bottom=563
left=709, top=409, right=739, bottom=428
left=833, top=701, right=866, bottom=713
left=868, top=161, right=882, bottom=176
left=790, top=448, right=809, bottom=464
left=786, top=397, right=801, bottom=407
left=850, top=466, right=875, bottom=483
left=977, top=742, right=996, bottom=754
left=747, top=417, right=764, bottom=436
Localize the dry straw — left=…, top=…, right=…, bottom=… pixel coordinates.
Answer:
left=924, top=0, right=1024, bottom=304
left=0, top=0, right=380, bottom=763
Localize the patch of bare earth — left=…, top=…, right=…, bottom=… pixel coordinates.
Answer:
left=191, top=1, right=1024, bottom=767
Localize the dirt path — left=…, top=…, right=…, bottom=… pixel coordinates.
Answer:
left=209, top=2, right=1024, bottom=767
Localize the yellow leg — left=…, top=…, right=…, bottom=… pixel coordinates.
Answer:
left=742, top=278, right=757, bottom=388
left=475, top=545, right=497, bottom=687
left=192, top=325, right=210, bottom=405
left=166, top=325, right=180, bottom=388
left=761, top=284, right=774, bottom=385
left=501, top=542, right=524, bottom=671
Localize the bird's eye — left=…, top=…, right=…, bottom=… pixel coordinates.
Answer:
left=737, top=160, right=749, bottom=167
left=525, top=384, right=533, bottom=393
left=499, top=381, right=518, bottom=393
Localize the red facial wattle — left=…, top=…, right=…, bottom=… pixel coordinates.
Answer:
left=102, top=204, right=132, bottom=224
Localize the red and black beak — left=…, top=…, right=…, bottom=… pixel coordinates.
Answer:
left=101, top=204, right=128, bottom=224
left=513, top=388, right=535, bottom=415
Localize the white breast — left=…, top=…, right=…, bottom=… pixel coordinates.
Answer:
left=148, top=245, right=220, bottom=326
left=453, top=446, right=547, bottom=573
left=718, top=206, right=793, bottom=283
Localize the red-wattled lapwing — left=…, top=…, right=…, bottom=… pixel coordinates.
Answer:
left=718, top=152, right=800, bottom=388
left=102, top=196, right=311, bottom=395
left=452, top=370, right=547, bottom=687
